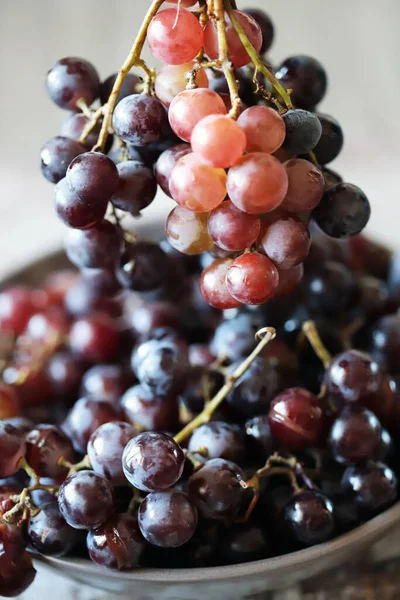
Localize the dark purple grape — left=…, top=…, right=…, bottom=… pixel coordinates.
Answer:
left=369, top=314, right=400, bottom=373
left=120, top=384, right=179, bottom=432
left=323, top=167, right=343, bottom=188
left=30, top=477, right=59, bottom=508
left=275, top=55, right=327, bottom=109
left=226, top=357, right=279, bottom=417
left=63, top=397, right=121, bottom=454
left=303, top=260, right=356, bottom=317
left=210, top=313, right=259, bottom=363
left=28, top=501, right=79, bottom=556
left=25, top=424, right=75, bottom=478
left=54, top=177, right=107, bottom=229
left=377, top=429, right=393, bottom=462
left=60, top=113, right=109, bottom=151
left=80, top=268, right=121, bottom=297
left=123, top=432, right=184, bottom=492
left=330, top=493, right=360, bottom=534
left=244, top=9, right=274, bottom=54
left=154, top=143, right=191, bottom=197
left=325, top=350, right=381, bottom=404
left=46, top=57, right=100, bottom=110
left=88, top=421, right=137, bottom=485
left=329, top=406, right=382, bottom=464
left=46, top=351, right=86, bottom=399
left=58, top=470, right=115, bottom=530
left=341, top=462, right=397, bottom=517
left=65, top=277, right=122, bottom=317
left=313, top=113, right=344, bottom=165
left=64, top=219, right=121, bottom=269
left=188, top=458, right=246, bottom=520
left=282, top=109, right=322, bottom=154
left=188, top=344, right=216, bottom=367
left=245, top=415, right=275, bottom=460
left=313, top=183, right=371, bottom=238
left=283, top=491, right=335, bottom=546
left=87, top=513, right=145, bottom=569
left=132, top=337, right=188, bottom=396
left=0, top=421, right=26, bottom=478
left=81, top=364, right=133, bottom=406
left=110, top=160, right=157, bottom=215
left=40, top=136, right=85, bottom=183
left=220, top=523, right=270, bottom=564
left=357, top=275, right=389, bottom=319
left=179, top=366, right=223, bottom=415
left=129, top=302, right=179, bottom=340
left=0, top=518, right=26, bottom=565
left=128, top=132, right=181, bottom=168
left=116, top=242, right=169, bottom=292
left=0, top=554, right=36, bottom=597
left=188, top=422, right=244, bottom=462
left=66, top=152, right=119, bottom=204
left=112, top=94, right=168, bottom=146
left=100, top=72, right=142, bottom=105
left=69, top=312, right=121, bottom=363
left=138, top=490, right=197, bottom=548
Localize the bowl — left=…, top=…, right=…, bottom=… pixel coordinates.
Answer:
left=3, top=218, right=400, bottom=600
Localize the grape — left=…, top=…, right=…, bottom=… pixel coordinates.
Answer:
left=117, top=242, right=169, bottom=291
left=66, top=151, right=119, bottom=205
left=275, top=56, right=328, bottom=110
left=0, top=518, right=25, bottom=567
left=54, top=177, right=107, bottom=229
left=28, top=501, right=79, bottom=557
left=25, top=307, right=69, bottom=342
left=227, top=153, right=288, bottom=214
left=237, top=105, right=285, bottom=154
left=274, top=263, right=304, bottom=297
left=132, top=337, right=188, bottom=396
left=170, top=153, right=227, bottom=212
left=189, top=422, right=244, bottom=462
left=200, top=258, right=242, bottom=310
left=191, top=115, right=246, bottom=169
left=325, top=349, right=381, bottom=404
left=129, top=301, right=179, bottom=339
left=121, top=384, right=179, bottom=432
left=155, top=62, right=208, bottom=107
left=81, top=365, right=132, bottom=406
left=245, top=415, right=275, bottom=460
left=81, top=268, right=121, bottom=297
left=64, top=219, right=121, bottom=269
left=357, top=275, right=389, bottom=319
left=0, top=554, right=36, bottom=597
left=100, top=72, right=142, bottom=105
left=0, top=286, right=35, bottom=335
left=45, top=352, right=84, bottom=399
left=313, top=113, right=344, bottom=165
left=244, top=9, right=274, bottom=54
left=341, top=462, right=397, bottom=517
left=204, top=10, right=262, bottom=68
left=65, top=276, right=121, bottom=318
left=207, top=201, right=260, bottom=253
left=283, top=491, right=334, bottom=546
left=25, top=424, right=75, bottom=478
left=188, top=458, right=245, bottom=519
left=211, top=313, right=259, bottom=362
left=147, top=8, right=204, bottom=66
left=282, top=109, right=322, bottom=154
left=88, top=421, right=137, bottom=486
left=168, top=89, right=226, bottom=143
left=0, top=421, right=26, bottom=478
left=63, top=397, right=121, bottom=454
left=58, top=470, right=115, bottom=530
left=123, top=432, right=184, bottom=492
left=112, top=94, right=168, bottom=146
left=42, top=270, right=78, bottom=307
left=227, top=357, right=279, bottom=417
left=138, top=490, right=197, bottom=548
left=60, top=112, right=111, bottom=152
left=189, top=344, right=216, bottom=367
left=87, top=513, right=145, bottom=569
left=46, top=57, right=100, bottom=110
left=40, top=136, right=85, bottom=184
left=110, top=160, right=157, bottom=215
left=128, top=132, right=181, bottom=168
left=268, top=387, right=324, bottom=449
left=167, top=209, right=213, bottom=258
left=329, top=406, right=382, bottom=464
left=0, top=384, right=20, bottom=421
left=69, top=312, right=120, bottom=363
left=323, top=167, right=343, bottom=189
left=258, top=212, right=311, bottom=270
left=281, top=159, right=325, bottom=212
left=369, top=314, right=400, bottom=373
left=226, top=252, right=279, bottom=305
left=221, top=524, right=270, bottom=564
left=154, top=143, right=191, bottom=197
left=303, top=260, right=356, bottom=317
left=313, top=183, right=371, bottom=238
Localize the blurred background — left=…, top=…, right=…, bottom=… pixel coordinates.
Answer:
left=1, top=0, right=399, bottom=278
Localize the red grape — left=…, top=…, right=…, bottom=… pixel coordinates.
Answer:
left=0, top=286, right=35, bottom=335
left=191, top=115, right=246, bottom=169
left=166, top=206, right=214, bottom=255
left=69, top=313, right=120, bottom=363
left=46, top=351, right=85, bottom=398
left=154, top=143, right=191, bottom=197
left=282, top=159, right=325, bottom=212
left=169, top=88, right=226, bottom=142
left=208, top=200, right=261, bottom=252
left=274, top=263, right=304, bottom=297
left=148, top=8, right=204, bottom=65
left=200, top=258, right=242, bottom=309
left=25, top=424, right=75, bottom=478
left=257, top=212, right=311, bottom=269
left=155, top=62, right=208, bottom=107
left=238, top=106, right=285, bottom=154
left=0, top=384, right=20, bottom=420
left=226, top=252, right=279, bottom=305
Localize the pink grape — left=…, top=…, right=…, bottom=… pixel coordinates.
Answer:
left=208, top=200, right=261, bottom=251
left=166, top=206, right=214, bottom=255
left=238, top=106, right=286, bottom=154
left=257, top=212, right=311, bottom=269
left=147, top=8, right=204, bottom=66
left=169, top=88, right=226, bottom=142
left=155, top=143, right=191, bottom=197
left=191, top=115, right=246, bottom=169
left=227, top=153, right=288, bottom=215
left=204, top=10, right=262, bottom=68
left=281, top=159, right=325, bottom=212
left=274, top=263, right=304, bottom=297
left=226, top=252, right=279, bottom=305
left=169, top=153, right=227, bottom=212
left=155, top=62, right=208, bottom=107
left=200, top=259, right=242, bottom=309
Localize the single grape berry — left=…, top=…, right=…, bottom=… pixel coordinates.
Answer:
left=69, top=312, right=120, bottom=363
left=237, top=105, right=285, bottom=154
left=325, top=349, right=381, bottom=404
left=110, top=160, right=157, bottom=216
left=210, top=313, right=259, bottom=363
left=258, top=212, right=311, bottom=270
left=132, top=337, right=188, bottom=396
left=313, top=113, right=344, bottom=165
left=188, top=422, right=244, bottom=462
left=0, top=554, right=37, bottom=597
left=282, top=110, right=322, bottom=154
left=147, top=8, right=204, bottom=66
left=40, top=136, right=85, bottom=183
left=283, top=491, right=335, bottom=546
left=46, top=57, right=100, bottom=110
left=63, top=397, right=121, bottom=454
left=138, top=490, right=198, bottom=548
left=329, top=406, right=382, bottom=464
left=25, top=424, right=75, bottom=479
left=116, top=242, right=169, bottom=291
left=313, top=183, right=371, bottom=238
left=154, top=143, right=191, bottom=197
left=121, top=384, right=179, bottom=432
left=54, top=178, right=107, bottom=229
left=341, top=462, right=397, bottom=517
left=274, top=263, right=304, bottom=297
left=88, top=421, right=138, bottom=486
left=129, top=301, right=179, bottom=340
left=200, top=258, right=242, bottom=310
left=226, top=252, right=279, bottom=305
left=191, top=114, right=247, bottom=169
left=166, top=207, right=214, bottom=256
left=58, top=470, right=115, bottom=530
left=112, top=94, right=168, bottom=146
left=208, top=201, right=261, bottom=252
left=220, top=524, right=271, bottom=564
left=64, top=219, right=121, bottom=269
left=303, top=260, right=356, bottom=317
left=227, top=357, right=279, bottom=417
left=0, top=420, right=27, bottom=478
left=66, top=152, right=119, bottom=205
left=87, top=513, right=145, bottom=570
left=369, top=314, right=400, bottom=373
left=28, top=501, right=79, bottom=557
left=275, top=55, right=328, bottom=109
left=282, top=159, right=325, bottom=213
left=0, top=286, right=35, bottom=335
left=80, top=364, right=132, bottom=406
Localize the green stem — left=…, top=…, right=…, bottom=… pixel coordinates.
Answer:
left=214, top=0, right=242, bottom=118
left=78, top=106, right=103, bottom=145
left=302, top=320, right=332, bottom=369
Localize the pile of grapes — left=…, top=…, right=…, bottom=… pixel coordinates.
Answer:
left=0, top=0, right=398, bottom=596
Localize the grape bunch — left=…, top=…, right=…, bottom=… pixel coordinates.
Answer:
left=0, top=0, right=396, bottom=596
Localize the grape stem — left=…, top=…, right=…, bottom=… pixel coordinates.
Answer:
left=174, top=327, right=276, bottom=444
left=302, top=320, right=332, bottom=369
left=78, top=106, right=104, bottom=145
left=76, top=98, right=92, bottom=118
left=223, top=0, right=293, bottom=110
left=95, top=0, right=166, bottom=152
